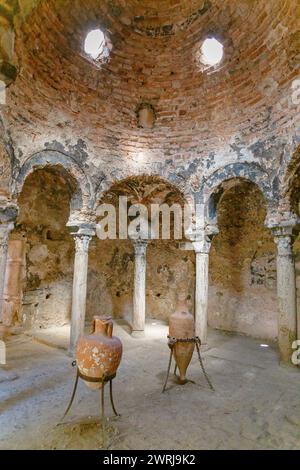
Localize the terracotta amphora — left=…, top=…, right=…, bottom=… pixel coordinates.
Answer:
left=76, top=316, right=122, bottom=390
left=169, top=293, right=195, bottom=384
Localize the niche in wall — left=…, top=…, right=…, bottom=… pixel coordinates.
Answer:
left=208, top=179, right=277, bottom=340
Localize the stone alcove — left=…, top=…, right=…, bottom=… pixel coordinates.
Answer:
left=208, top=178, right=278, bottom=340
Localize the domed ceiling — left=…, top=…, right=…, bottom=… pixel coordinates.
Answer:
left=2, top=0, right=300, bottom=178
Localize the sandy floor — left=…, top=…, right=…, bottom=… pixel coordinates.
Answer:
left=0, top=320, right=300, bottom=450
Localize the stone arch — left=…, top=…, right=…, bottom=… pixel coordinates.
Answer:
left=94, top=173, right=117, bottom=207
left=161, top=172, right=194, bottom=206
left=208, top=178, right=278, bottom=341
left=95, top=173, right=190, bottom=207
left=12, top=150, right=95, bottom=211
left=89, top=173, right=195, bottom=328
left=281, top=144, right=300, bottom=215
left=196, top=163, right=274, bottom=223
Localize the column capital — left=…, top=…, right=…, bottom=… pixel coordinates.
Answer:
left=192, top=238, right=211, bottom=254
left=189, top=225, right=218, bottom=254
left=74, top=234, right=93, bottom=253
left=0, top=200, right=19, bottom=245
left=274, top=235, right=293, bottom=257
left=132, top=239, right=148, bottom=256
left=271, top=225, right=296, bottom=257
left=270, top=223, right=300, bottom=257
left=266, top=210, right=300, bottom=233
left=0, top=201, right=19, bottom=227
left=266, top=211, right=300, bottom=252
left=70, top=224, right=95, bottom=254
left=271, top=225, right=294, bottom=238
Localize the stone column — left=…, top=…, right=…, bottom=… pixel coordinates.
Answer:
left=0, top=222, right=14, bottom=322
left=132, top=239, right=148, bottom=336
left=69, top=232, right=93, bottom=355
left=2, top=239, right=25, bottom=327
left=192, top=237, right=212, bottom=344
left=272, top=226, right=297, bottom=364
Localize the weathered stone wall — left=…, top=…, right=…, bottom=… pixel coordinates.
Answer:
left=0, top=0, right=18, bottom=85
left=208, top=180, right=278, bottom=340
left=87, top=239, right=195, bottom=323
left=13, top=170, right=196, bottom=328
left=12, top=169, right=288, bottom=341
left=13, top=168, right=74, bottom=330
left=2, top=0, right=299, bottom=194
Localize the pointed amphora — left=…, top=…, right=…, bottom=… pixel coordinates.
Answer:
left=169, top=293, right=195, bottom=384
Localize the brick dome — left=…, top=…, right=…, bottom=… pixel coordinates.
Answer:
left=3, top=0, right=300, bottom=171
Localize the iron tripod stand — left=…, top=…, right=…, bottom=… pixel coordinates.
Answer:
left=60, top=361, right=120, bottom=424
left=162, top=335, right=215, bottom=393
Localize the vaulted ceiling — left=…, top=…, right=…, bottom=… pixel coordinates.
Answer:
left=1, top=0, right=300, bottom=168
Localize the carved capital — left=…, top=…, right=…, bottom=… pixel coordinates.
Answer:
left=266, top=211, right=300, bottom=236
left=267, top=210, right=300, bottom=256
left=133, top=239, right=148, bottom=256
left=73, top=234, right=92, bottom=254
left=68, top=219, right=96, bottom=252
left=273, top=234, right=293, bottom=257
left=189, top=225, right=218, bottom=254
left=192, top=238, right=212, bottom=254
left=0, top=202, right=19, bottom=225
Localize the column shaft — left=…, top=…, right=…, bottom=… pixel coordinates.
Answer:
left=0, top=223, right=14, bottom=322
left=192, top=234, right=214, bottom=344
left=69, top=235, right=91, bottom=355
left=275, top=234, right=297, bottom=364
left=132, top=240, right=147, bottom=334
left=195, top=251, right=210, bottom=343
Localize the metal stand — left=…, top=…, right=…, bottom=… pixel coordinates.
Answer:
left=61, top=361, right=120, bottom=423
left=162, top=335, right=214, bottom=392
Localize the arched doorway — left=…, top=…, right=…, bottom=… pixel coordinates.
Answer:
left=286, top=147, right=300, bottom=343
left=2, top=166, right=77, bottom=331
left=91, top=175, right=193, bottom=330
left=208, top=178, right=278, bottom=340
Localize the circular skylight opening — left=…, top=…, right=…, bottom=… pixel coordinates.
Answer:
left=201, top=38, right=224, bottom=66
left=84, top=29, right=105, bottom=60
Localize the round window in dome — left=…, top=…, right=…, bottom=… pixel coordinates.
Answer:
left=84, top=29, right=105, bottom=60
left=201, top=38, right=224, bottom=66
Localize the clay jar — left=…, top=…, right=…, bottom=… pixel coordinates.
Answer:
left=169, top=293, right=195, bottom=384
left=76, top=316, right=122, bottom=390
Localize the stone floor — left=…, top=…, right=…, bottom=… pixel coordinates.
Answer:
left=0, top=320, right=300, bottom=450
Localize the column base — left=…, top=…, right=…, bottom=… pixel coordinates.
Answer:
left=131, top=330, right=145, bottom=338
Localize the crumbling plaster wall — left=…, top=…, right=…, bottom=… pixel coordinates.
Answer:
left=13, top=168, right=74, bottom=330
left=13, top=168, right=196, bottom=328
left=208, top=181, right=278, bottom=340
left=86, top=238, right=195, bottom=323
left=86, top=177, right=195, bottom=323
